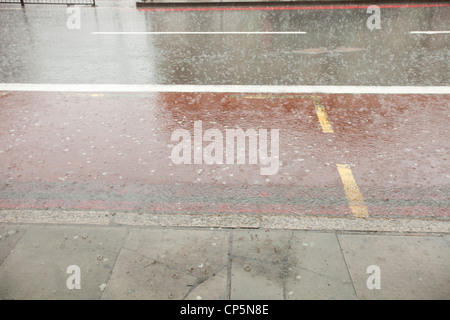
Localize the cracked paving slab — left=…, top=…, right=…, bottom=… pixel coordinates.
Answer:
left=102, top=228, right=229, bottom=299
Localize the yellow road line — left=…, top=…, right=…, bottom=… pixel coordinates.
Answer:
left=336, top=164, right=369, bottom=218
left=228, top=94, right=334, bottom=133
left=312, top=99, right=334, bottom=133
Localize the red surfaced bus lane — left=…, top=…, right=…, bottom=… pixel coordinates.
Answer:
left=0, top=91, right=448, bottom=219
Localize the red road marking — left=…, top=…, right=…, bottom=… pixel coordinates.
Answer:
left=0, top=199, right=350, bottom=215
left=137, top=3, right=450, bottom=13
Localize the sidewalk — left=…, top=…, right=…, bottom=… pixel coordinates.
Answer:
left=0, top=213, right=449, bottom=299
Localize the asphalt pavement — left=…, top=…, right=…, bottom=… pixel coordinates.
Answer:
left=0, top=0, right=449, bottom=300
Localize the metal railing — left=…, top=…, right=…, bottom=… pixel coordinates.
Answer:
left=0, top=0, right=95, bottom=5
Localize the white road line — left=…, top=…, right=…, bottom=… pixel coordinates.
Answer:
left=91, top=31, right=307, bottom=35
left=92, top=31, right=307, bottom=35
left=1, top=84, right=450, bottom=95
left=410, top=31, right=450, bottom=34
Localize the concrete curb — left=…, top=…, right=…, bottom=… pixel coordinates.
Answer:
left=1, top=209, right=449, bottom=234
left=135, top=0, right=450, bottom=8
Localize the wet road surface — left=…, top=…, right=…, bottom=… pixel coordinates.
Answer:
left=0, top=91, right=449, bottom=219
left=0, top=1, right=449, bottom=85
left=0, top=0, right=449, bottom=222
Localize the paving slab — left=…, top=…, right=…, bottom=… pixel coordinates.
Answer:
left=230, top=230, right=356, bottom=299
left=102, top=228, right=229, bottom=299
left=184, top=268, right=228, bottom=300
left=230, top=229, right=291, bottom=299
left=101, top=248, right=198, bottom=299
left=445, top=235, right=450, bottom=246
left=0, top=225, right=127, bottom=299
left=285, top=232, right=356, bottom=299
left=0, top=224, right=28, bottom=265
left=338, top=234, right=450, bottom=299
